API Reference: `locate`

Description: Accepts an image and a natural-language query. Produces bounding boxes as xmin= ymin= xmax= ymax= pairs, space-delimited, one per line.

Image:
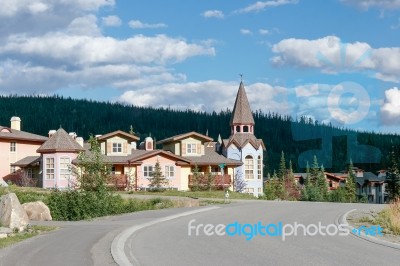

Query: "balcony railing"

xmin=109 ymin=174 xmax=128 ymax=190
xmin=188 ymin=174 xmax=231 ymax=190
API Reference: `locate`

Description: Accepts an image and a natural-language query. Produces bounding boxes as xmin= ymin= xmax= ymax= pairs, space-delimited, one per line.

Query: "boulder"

xmin=22 ymin=201 xmax=52 ymax=221
xmin=0 ymin=193 xmax=29 ymax=231
xmin=0 ymin=227 xmax=12 ymax=238
xmin=0 ymin=178 xmax=8 ymax=187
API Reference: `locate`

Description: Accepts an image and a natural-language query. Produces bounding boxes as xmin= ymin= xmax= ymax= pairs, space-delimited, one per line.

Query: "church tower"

xmin=223 ymin=81 xmax=265 ymax=197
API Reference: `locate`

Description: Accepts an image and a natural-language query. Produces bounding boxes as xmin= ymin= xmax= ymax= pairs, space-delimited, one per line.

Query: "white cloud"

xmin=66 ymin=15 xmax=101 ymax=36
xmin=271 ymin=35 xmax=400 ymax=82
xmin=0 ymin=0 xmax=115 ymax=17
xmin=240 ymin=29 xmax=253 ymax=35
xmin=381 ymin=87 xmax=400 ymax=124
xmin=295 ymin=84 xmax=319 ymax=97
xmin=259 ymin=29 xmax=270 ymax=35
xmin=128 ymin=20 xmax=167 ymax=29
xmin=235 ymin=0 xmax=298 ymax=13
xmin=118 ymin=81 xmax=293 ymax=115
xmin=202 ymin=10 xmax=224 ymax=19
xmin=341 ymin=0 xmax=400 ymax=10
xmin=102 ymin=15 xmax=121 ymax=27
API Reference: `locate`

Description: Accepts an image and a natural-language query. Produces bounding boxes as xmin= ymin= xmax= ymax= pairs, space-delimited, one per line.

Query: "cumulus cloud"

xmin=271 ymin=36 xmax=400 ymax=82
xmin=0 ymin=1 xmax=216 ymax=94
xmin=235 ymin=0 xmax=298 ymax=13
xmin=381 ymin=87 xmax=400 ymax=124
xmin=118 ymin=81 xmax=293 ymax=114
xmin=102 ymin=15 xmax=121 ymax=27
xmin=202 ymin=10 xmax=224 ymax=19
xmin=341 ymin=0 xmax=400 ymax=10
xmin=240 ymin=29 xmax=253 ymax=35
xmin=128 ymin=20 xmax=167 ymax=29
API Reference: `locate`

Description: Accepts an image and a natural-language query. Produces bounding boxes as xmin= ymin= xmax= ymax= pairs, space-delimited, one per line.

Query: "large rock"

xmin=0 ymin=193 xmax=29 ymax=230
xmin=22 ymin=201 xmax=52 ymax=221
xmin=0 ymin=178 xmax=8 ymax=187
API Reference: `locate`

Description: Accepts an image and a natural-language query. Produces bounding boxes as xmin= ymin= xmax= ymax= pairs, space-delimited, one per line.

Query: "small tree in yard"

xmin=234 ymin=169 xmax=247 ymax=193
xmin=72 ymin=136 xmax=112 ymax=192
xmin=190 ymin=164 xmax=202 ymax=191
xmin=148 ymin=160 xmax=169 ymax=191
xmin=345 ymin=160 xmax=357 ymax=203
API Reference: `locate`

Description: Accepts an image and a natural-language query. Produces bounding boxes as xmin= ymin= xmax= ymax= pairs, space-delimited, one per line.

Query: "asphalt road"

xmin=0 ymin=201 xmax=398 ymax=266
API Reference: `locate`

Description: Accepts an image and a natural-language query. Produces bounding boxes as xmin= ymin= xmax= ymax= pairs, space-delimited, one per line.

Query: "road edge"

xmin=339 ymin=209 xmax=400 ymax=251
xmin=111 ymin=206 xmax=220 ymax=266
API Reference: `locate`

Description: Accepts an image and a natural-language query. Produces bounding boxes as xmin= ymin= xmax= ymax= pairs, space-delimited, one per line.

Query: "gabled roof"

xmin=37 ymin=128 xmax=84 ymax=153
xmin=0 ymin=126 xmax=47 ymax=143
xmin=185 ymin=142 xmax=242 ymax=166
xmin=11 ymin=156 xmax=41 ymax=167
xmin=230 ymin=82 xmax=255 ymax=126
xmin=157 ymin=131 xmax=213 ymax=144
xmin=96 ymin=130 xmax=139 ymax=142
xmin=128 ymin=150 xmax=192 ymax=165
xmin=223 ymin=133 xmax=265 ymax=150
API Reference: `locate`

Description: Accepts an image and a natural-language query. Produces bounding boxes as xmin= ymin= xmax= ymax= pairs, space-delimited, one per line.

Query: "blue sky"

xmin=0 ymin=0 xmax=399 ymax=133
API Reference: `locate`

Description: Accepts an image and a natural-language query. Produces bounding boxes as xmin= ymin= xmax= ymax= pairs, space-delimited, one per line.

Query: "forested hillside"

xmin=1 ymin=95 xmax=399 ymax=174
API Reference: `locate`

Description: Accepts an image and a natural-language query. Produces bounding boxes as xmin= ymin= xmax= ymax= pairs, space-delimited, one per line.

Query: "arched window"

xmin=243 ymin=126 xmax=249 ymax=132
xmin=245 ymin=155 xmax=254 ymax=179
xmin=236 ymin=126 xmax=241 ymax=133
xmin=257 ymin=155 xmax=262 ymax=179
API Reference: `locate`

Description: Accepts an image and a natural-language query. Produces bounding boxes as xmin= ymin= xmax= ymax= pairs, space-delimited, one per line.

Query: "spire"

xmin=230 ymin=81 xmax=255 ymax=126
xmin=217 ymin=133 xmax=222 ymax=144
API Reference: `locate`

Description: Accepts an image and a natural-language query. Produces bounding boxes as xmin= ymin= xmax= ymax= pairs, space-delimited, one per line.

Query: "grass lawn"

xmin=126 ymin=190 xmax=257 ymax=200
xmin=0 ymin=225 xmax=57 ymax=249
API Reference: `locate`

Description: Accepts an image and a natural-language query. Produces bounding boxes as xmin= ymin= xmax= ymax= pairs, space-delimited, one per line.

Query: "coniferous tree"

xmin=148 ymin=160 xmax=169 ymax=191
xmin=345 ymin=160 xmax=357 ymax=202
xmin=387 ymin=147 xmax=400 ymax=200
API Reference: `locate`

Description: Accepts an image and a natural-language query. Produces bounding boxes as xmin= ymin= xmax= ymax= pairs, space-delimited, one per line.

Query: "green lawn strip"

xmin=0 ymin=225 xmax=57 ymax=249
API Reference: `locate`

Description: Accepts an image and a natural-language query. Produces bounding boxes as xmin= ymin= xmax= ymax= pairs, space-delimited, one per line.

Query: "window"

xmin=236 ymin=126 xmax=240 ymax=133
xmin=165 ymin=166 xmax=174 ymax=178
xmin=143 ymin=165 xmax=153 ymax=178
xmin=186 ymin=143 xmax=197 ymax=154
xmin=113 ymin=143 xmax=122 ymax=153
xmin=27 ymin=168 xmax=33 ymax=178
xmin=45 ymin=158 xmax=55 ymax=179
xmin=243 ymin=126 xmax=249 ymax=132
xmin=245 ymin=155 xmax=254 ymax=179
xmin=10 ymin=142 xmax=16 ymax=152
xmin=60 ymin=157 xmax=71 ymax=179
xmin=111 ymin=166 xmax=116 ymax=174
xmin=258 ymin=187 xmax=262 ymax=193
xmin=10 ymin=166 xmax=16 ymax=174
xmin=257 ymin=156 xmax=262 ymax=179
xmin=245 ymin=188 xmax=254 ymax=194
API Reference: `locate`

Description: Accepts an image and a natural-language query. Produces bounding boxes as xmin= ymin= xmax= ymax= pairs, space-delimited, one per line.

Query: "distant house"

xmin=355 ymin=168 xmax=387 ymax=204
xmin=0 ymin=116 xmax=47 ymax=181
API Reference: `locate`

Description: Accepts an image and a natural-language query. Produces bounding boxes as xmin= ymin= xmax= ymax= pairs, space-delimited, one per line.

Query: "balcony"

xmin=188 ymin=174 xmax=231 ymax=190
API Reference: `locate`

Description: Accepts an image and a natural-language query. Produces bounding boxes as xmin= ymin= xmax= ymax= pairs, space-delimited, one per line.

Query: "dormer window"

xmin=186 ymin=143 xmax=197 ymax=154
xmin=113 ymin=143 xmax=122 ymax=153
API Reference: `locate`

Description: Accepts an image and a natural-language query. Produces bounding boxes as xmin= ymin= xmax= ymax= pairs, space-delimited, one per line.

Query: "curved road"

xmin=0 ymin=201 xmax=398 ymax=266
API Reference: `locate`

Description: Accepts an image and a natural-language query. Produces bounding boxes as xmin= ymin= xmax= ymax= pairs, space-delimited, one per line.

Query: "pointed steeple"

xmin=230 ymin=81 xmax=255 ymax=134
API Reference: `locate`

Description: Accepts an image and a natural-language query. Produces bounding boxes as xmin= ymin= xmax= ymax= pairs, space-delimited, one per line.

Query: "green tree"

xmin=278 ymin=151 xmax=286 ymax=180
xmin=148 ymin=160 xmax=169 ymax=191
xmin=73 ymin=136 xmax=111 ymax=192
xmin=345 ymin=160 xmax=357 ymax=202
xmin=387 ymin=147 xmax=400 ymax=200
xmin=190 ymin=164 xmax=202 ymax=191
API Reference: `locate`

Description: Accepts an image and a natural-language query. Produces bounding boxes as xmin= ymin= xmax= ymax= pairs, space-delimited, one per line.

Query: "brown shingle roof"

xmin=97 ymin=130 xmax=139 ymax=141
xmin=37 ymin=128 xmax=84 ymax=153
xmin=230 ymin=82 xmax=255 ymax=126
xmin=157 ymin=131 xmax=213 ymax=144
xmin=11 ymin=156 xmax=41 ymax=167
xmin=185 ymin=142 xmax=242 ymax=166
xmin=0 ymin=126 xmax=47 ymax=143
xmin=223 ymin=134 xmax=265 ymax=150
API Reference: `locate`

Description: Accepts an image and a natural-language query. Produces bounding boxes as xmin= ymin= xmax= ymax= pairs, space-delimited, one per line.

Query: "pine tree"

xmin=190 ymin=164 xmax=201 ymax=191
xmin=345 ymin=160 xmax=357 ymax=202
xmin=148 ymin=160 xmax=169 ymax=191
xmin=316 ymin=164 xmax=328 ymax=201
xmin=387 ymin=147 xmax=400 ymax=200
xmin=278 ymin=151 xmax=286 ymax=180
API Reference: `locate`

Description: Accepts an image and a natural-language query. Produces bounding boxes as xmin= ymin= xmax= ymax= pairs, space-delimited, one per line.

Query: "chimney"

xmin=48 ymin=130 xmax=56 ymax=138
xmin=76 ymin=137 xmax=84 ymax=147
xmin=69 ymin=132 xmax=77 ymax=140
xmin=145 ymin=137 xmax=153 ymax=151
xmin=10 ymin=116 xmax=21 ymax=131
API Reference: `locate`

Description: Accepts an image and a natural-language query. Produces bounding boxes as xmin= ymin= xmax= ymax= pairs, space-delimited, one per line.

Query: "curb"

xmin=111 ymin=206 xmax=220 ymax=266
xmin=339 ymin=209 xmax=400 ymax=251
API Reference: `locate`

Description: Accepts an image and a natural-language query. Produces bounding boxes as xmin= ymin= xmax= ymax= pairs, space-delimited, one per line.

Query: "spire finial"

xmin=239 ymin=74 xmax=243 ymax=82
